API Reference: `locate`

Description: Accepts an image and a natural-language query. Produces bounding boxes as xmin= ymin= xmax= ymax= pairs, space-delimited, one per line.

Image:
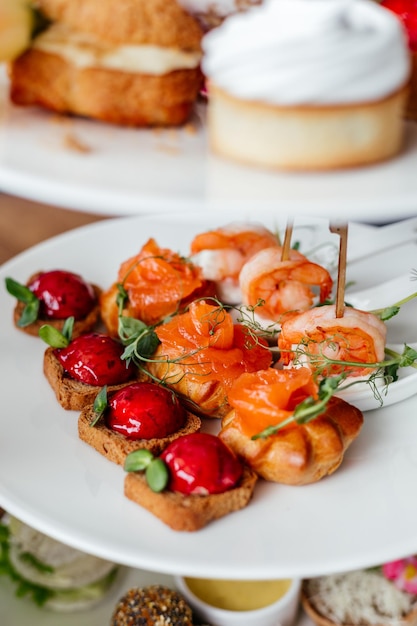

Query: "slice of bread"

xmin=78 ymin=407 xmax=201 ymax=466
xmin=43 ymin=347 xmax=138 ymax=411
xmin=124 ymin=465 xmax=258 ymax=531
xmin=13 ymin=273 xmax=102 ymax=338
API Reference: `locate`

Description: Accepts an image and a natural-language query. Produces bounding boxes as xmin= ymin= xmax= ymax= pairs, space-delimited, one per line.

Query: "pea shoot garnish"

xmin=124 ymin=449 xmax=169 ymax=493
xmin=38 ymin=317 xmax=74 ymax=347
xmin=90 ymin=386 xmax=109 ymax=426
xmin=5 ymin=277 xmax=40 ymax=326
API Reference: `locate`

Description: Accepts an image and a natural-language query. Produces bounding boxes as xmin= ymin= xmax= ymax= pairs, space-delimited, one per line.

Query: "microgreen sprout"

xmin=230 ymin=300 xmax=281 ymax=343
xmin=118 ymin=315 xmax=161 ymax=366
xmin=370 ymin=291 xmax=417 ymax=322
xmin=89 ymin=386 xmax=109 ymax=426
xmin=5 ymin=277 xmax=40 ymax=326
xmin=124 ymin=449 xmax=169 ymax=493
xmin=38 ymin=317 xmax=74 ymax=347
xmin=252 ymin=375 xmax=344 ymax=440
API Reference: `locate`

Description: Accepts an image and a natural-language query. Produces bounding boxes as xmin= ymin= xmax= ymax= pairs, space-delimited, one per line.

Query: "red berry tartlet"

xmin=78 ymin=382 xmax=201 ymax=466
xmin=123 ymin=432 xmax=258 ymax=531
xmin=43 ymin=332 xmax=137 ymax=410
xmin=7 ymin=270 xmax=101 ymax=337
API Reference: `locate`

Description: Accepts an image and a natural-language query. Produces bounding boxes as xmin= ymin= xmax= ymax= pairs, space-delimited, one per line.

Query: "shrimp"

xmin=190 ymin=222 xmax=280 ymax=303
xmin=239 ymin=247 xmax=333 ymax=321
xmin=278 ymin=304 xmax=387 ymax=378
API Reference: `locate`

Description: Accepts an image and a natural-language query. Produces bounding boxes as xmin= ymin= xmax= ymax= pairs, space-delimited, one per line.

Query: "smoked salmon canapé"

xmin=219 ymin=367 xmax=364 ymax=485
xmin=100 ymin=238 xmax=215 ymax=336
xmin=145 ymin=299 xmax=273 ymax=418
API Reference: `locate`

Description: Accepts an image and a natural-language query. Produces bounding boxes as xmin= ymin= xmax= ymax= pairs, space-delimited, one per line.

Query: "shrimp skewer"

xmin=190 ymin=222 xmax=280 ymax=303
xmin=278 ymin=304 xmax=387 ymax=378
xmin=239 ymin=247 xmax=333 ymax=322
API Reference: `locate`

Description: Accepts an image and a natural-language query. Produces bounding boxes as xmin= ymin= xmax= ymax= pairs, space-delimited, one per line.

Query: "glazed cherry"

xmin=106 ymin=382 xmax=186 ymax=440
xmin=55 ymin=333 xmax=134 ymax=386
xmin=381 ymin=0 xmax=417 ymax=51
xmin=161 ymin=432 xmax=243 ymax=495
xmin=28 ymin=270 xmax=96 ymax=319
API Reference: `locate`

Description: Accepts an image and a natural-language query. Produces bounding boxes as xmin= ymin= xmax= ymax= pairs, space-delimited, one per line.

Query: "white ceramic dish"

xmin=175 ymin=576 xmax=301 ymax=626
xmin=1 ymin=214 xmax=417 ymax=581
xmin=2 ymin=65 xmax=417 ymax=221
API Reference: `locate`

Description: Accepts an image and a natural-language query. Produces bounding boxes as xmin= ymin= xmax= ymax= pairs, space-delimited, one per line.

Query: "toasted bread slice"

xmin=78 ymin=407 xmax=201 ymax=465
xmin=124 ymin=465 xmax=257 ymax=531
xmin=13 ymin=274 xmax=101 ymax=338
xmin=43 ymin=347 xmax=138 ymax=411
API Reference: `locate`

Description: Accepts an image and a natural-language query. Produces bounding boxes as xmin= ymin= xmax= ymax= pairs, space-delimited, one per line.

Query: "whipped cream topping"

xmin=33 ymin=23 xmax=201 ymax=75
xmin=202 ymin=0 xmax=410 ymax=105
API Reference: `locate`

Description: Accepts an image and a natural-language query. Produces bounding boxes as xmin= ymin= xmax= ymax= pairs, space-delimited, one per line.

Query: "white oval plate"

xmin=1 ymin=213 xmax=417 ymax=581
xmin=2 ymin=66 xmax=417 ymax=222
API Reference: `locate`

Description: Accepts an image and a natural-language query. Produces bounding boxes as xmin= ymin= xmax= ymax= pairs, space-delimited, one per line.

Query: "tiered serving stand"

xmin=1 ymin=66 xmax=417 ymax=626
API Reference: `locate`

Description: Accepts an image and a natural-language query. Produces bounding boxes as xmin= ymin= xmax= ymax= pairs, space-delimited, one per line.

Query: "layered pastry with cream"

xmin=9 ymin=0 xmax=204 ymax=126
xmin=202 ymin=0 xmax=411 ymax=170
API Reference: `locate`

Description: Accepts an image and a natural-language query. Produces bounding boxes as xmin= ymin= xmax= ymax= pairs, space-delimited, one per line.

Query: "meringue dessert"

xmin=202 ymin=0 xmax=411 ymax=171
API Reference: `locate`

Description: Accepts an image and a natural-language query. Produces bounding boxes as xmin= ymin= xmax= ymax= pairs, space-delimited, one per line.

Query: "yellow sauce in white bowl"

xmin=184 ymin=577 xmax=292 ymax=611
xmin=175 ymin=575 xmax=301 ymax=626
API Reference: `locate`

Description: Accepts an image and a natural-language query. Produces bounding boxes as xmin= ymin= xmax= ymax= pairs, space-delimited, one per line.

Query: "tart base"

xmin=207 ymin=84 xmax=408 ymax=171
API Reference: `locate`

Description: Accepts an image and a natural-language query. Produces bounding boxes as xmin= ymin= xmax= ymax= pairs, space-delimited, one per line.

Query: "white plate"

xmin=1 ymin=213 xmax=417 ymax=581
xmin=0 ymin=566 xmax=313 ymax=626
xmin=2 ymin=65 xmax=417 ymax=221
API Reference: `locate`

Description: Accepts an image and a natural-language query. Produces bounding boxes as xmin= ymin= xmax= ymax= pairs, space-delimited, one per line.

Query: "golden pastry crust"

xmin=36 ymin=0 xmax=204 ymax=49
xmin=219 ymin=396 xmax=364 ymax=485
xmin=10 ymin=48 xmax=203 ymax=126
xmin=146 ymin=353 xmax=230 ymax=419
xmin=207 ymin=82 xmax=408 ymax=170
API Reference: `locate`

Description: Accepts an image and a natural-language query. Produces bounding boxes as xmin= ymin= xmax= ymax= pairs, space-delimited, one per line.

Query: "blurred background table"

xmin=0 ymin=193 xmax=110 ymax=265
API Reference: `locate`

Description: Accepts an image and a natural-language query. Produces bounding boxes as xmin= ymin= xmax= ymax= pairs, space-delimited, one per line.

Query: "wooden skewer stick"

xmin=329 ymin=222 xmax=348 ymax=318
xmin=281 ymin=219 xmax=294 ymax=261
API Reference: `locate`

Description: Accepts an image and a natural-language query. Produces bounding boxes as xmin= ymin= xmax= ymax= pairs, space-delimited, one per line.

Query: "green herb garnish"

xmin=124 ymin=449 xmax=169 ymax=493
xmin=5 ymin=277 xmax=40 ymax=327
xmin=38 ymin=316 xmax=74 ymax=347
